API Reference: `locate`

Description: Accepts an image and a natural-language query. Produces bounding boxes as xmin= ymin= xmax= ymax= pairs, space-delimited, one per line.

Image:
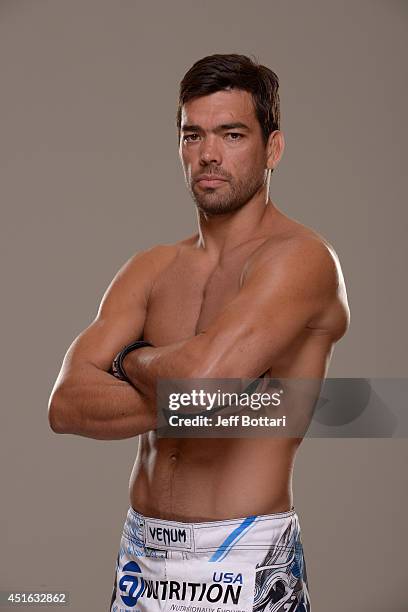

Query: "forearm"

xmin=122 ymin=339 xmax=200 ymax=396
xmin=48 ymin=364 xmax=156 ymax=440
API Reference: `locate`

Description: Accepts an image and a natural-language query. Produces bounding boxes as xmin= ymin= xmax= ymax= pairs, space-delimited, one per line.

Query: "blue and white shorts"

xmin=110 ymin=506 xmax=311 ymax=611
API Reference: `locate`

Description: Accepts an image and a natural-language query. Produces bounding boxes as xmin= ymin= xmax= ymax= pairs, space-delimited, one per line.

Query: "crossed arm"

xmin=123 ymin=238 xmax=338 ymax=399
xmin=48 ymin=238 xmax=338 ymax=440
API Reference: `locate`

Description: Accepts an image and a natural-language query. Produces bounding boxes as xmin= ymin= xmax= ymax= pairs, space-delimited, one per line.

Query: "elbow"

xmin=48 ymin=388 xmax=73 ymax=434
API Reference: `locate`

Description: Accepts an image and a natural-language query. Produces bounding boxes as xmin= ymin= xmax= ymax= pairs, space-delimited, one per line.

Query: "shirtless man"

xmin=48 ymin=54 xmax=349 ymax=612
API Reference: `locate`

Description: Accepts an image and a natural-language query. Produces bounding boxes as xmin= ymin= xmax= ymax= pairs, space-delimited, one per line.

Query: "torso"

xmin=128 ymin=208 xmax=349 ymax=521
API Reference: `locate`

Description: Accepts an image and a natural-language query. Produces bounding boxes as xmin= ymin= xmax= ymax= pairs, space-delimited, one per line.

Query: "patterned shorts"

xmin=110 ymin=506 xmax=311 ymax=611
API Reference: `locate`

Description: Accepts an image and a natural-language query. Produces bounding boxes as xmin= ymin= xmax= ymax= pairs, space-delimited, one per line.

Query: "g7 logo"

xmin=118 ymin=561 xmax=145 ymax=607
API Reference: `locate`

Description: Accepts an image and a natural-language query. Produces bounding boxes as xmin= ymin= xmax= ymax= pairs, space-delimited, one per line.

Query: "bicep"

xmin=191 ymin=240 xmax=338 ymax=378
xmin=56 ymin=249 xmax=156 ymax=382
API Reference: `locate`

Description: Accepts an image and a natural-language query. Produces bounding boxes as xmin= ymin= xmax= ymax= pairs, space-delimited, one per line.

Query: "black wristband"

xmin=110 ymin=340 xmax=154 ymax=383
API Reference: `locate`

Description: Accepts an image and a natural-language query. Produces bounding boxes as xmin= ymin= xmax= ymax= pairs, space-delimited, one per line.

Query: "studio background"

xmin=1 ymin=1 xmax=407 ymax=610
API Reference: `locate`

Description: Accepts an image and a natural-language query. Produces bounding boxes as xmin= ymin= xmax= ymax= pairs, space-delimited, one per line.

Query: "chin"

xmin=196 ymin=200 xmax=244 ymax=216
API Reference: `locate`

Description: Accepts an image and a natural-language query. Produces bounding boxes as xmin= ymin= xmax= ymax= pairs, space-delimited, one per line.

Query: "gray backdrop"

xmin=1 ymin=1 xmax=407 ymax=610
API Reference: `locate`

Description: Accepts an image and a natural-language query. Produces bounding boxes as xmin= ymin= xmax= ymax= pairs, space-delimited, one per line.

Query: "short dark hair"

xmin=177 ymin=53 xmax=280 ymax=145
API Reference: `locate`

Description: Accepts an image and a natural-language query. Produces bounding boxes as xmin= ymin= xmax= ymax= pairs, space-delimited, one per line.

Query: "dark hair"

xmin=177 ymin=53 xmax=280 ymax=145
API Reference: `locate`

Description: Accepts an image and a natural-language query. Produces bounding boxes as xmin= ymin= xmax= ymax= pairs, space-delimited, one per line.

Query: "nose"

xmin=199 ymin=135 xmax=222 ymax=166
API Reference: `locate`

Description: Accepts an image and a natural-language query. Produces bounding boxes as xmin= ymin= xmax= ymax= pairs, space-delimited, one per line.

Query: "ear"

xmin=266 ymin=130 xmax=285 ymax=170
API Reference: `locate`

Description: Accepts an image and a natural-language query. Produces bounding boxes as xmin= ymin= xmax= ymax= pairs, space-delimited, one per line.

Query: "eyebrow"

xmin=181 ymin=122 xmax=250 ymax=132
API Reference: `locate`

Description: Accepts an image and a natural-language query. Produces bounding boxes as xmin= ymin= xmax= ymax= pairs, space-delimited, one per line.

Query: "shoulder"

xmin=128 ymin=233 xmax=200 ymax=264
xmin=123 ymin=242 xmax=181 ymax=275
xmin=245 ymin=224 xmax=341 ymax=299
xmin=118 ymin=236 xmax=204 ymax=288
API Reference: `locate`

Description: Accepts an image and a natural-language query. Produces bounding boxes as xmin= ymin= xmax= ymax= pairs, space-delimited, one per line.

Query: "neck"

xmin=195 ymin=186 xmax=277 ymax=258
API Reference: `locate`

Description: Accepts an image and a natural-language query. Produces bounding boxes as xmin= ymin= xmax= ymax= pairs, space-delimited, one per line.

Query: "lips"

xmin=195 ymin=174 xmax=228 ymax=188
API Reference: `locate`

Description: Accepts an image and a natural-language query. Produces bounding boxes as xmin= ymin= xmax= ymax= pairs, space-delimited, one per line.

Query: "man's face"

xmin=179 ymin=89 xmax=270 ymax=216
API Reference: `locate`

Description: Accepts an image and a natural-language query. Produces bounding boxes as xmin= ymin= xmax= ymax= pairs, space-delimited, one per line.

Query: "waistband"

xmin=123 ymin=506 xmax=299 ymax=554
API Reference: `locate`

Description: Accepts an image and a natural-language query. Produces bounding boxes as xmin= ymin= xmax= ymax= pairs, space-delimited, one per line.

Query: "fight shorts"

xmin=110 ymin=506 xmax=311 ymax=612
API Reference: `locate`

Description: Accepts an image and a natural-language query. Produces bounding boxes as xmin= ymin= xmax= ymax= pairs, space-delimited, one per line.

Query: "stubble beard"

xmin=188 ymin=171 xmax=267 ymax=216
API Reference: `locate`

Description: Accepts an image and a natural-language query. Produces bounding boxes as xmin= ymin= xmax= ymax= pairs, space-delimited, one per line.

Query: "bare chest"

xmin=143 ymin=250 xmax=251 ymax=345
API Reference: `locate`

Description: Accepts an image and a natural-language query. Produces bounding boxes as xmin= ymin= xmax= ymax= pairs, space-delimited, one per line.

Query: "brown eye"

xmin=183 ymin=134 xmax=200 ymax=142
